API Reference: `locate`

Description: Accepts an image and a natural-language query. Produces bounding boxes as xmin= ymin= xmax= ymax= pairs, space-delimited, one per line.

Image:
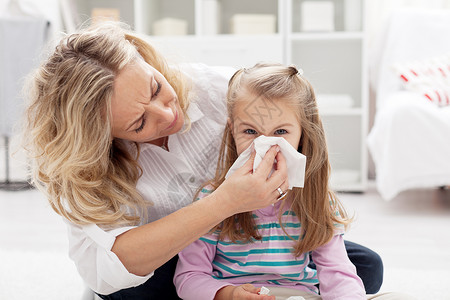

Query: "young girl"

xmin=173 ymin=63 xmax=413 ymax=300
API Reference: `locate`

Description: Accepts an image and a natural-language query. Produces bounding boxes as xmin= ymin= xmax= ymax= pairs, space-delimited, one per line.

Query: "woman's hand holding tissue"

xmin=214 ymin=145 xmax=289 ymax=216
xmin=214 ymin=284 xmax=276 ymax=300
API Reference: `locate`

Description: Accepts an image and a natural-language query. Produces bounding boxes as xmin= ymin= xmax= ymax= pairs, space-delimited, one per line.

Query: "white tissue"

xmin=257 ymin=286 xmax=305 ymax=299
xmin=259 ymin=286 xmax=270 ymax=295
xmin=225 ymin=136 xmax=306 ymax=189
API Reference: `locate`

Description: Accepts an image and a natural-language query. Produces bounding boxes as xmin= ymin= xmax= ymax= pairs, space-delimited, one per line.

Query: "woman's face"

xmin=230 ymin=92 xmax=302 ymax=155
xmin=110 ymin=57 xmax=184 ymax=144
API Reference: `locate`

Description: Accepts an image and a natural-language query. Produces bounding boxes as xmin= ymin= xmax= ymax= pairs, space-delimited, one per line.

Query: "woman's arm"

xmin=312 ymin=234 xmax=366 ymax=300
xmin=112 ymin=147 xmax=288 ymax=276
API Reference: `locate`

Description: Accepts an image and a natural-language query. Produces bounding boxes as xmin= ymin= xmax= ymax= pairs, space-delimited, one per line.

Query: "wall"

xmin=0 ymin=0 xmax=63 ymax=40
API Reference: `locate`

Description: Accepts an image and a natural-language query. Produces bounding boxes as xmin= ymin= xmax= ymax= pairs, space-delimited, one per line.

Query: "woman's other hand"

xmin=215 ymin=145 xmax=289 ymax=215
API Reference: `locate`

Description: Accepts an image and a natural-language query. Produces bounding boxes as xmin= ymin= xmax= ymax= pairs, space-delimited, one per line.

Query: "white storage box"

xmin=230 ymin=14 xmax=276 ymax=35
xmin=300 ymin=1 xmax=335 ymax=32
xmin=153 ymin=18 xmax=188 ymax=36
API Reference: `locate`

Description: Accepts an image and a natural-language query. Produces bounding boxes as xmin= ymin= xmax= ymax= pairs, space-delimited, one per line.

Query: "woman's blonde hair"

xmin=22 ymin=22 xmax=190 ymax=227
xmin=209 ymin=62 xmax=350 ymax=256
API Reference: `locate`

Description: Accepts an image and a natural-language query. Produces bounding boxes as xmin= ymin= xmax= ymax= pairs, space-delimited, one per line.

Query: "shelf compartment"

xmin=75 ymin=0 xmax=135 ymax=29
xmin=330 ymin=168 xmax=363 ymax=192
xmin=291 ymin=0 xmax=363 ymax=33
xmin=135 ymin=0 xmax=195 ymax=35
xmin=218 ymin=0 xmax=279 ymax=34
xmin=322 ymin=111 xmax=366 ymax=192
xmin=321 ymin=114 xmax=363 ymax=175
xmin=290 ymin=39 xmax=363 ymax=107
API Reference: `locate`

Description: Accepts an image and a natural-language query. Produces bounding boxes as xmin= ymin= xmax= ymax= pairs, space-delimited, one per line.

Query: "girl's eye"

xmin=135 ymin=116 xmax=146 ymax=133
xmin=275 ymin=129 xmax=287 ymax=135
xmin=244 ymin=129 xmax=257 ymax=135
xmin=153 ymin=81 xmax=161 ymax=97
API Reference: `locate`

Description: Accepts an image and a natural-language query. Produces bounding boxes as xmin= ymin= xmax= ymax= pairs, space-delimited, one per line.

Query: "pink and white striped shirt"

xmin=174 ymin=187 xmax=365 ymax=300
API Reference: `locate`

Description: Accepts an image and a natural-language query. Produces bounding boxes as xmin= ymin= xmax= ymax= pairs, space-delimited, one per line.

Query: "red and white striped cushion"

xmin=392 ymin=54 xmax=450 ymax=107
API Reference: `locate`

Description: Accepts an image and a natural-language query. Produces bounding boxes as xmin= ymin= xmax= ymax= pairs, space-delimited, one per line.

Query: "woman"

xmin=22 ymin=22 xmax=382 ymax=299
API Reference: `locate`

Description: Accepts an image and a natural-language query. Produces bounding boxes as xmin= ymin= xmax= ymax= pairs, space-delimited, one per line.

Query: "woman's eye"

xmin=244 ymin=129 xmax=257 ymax=135
xmin=153 ymin=81 xmax=161 ymax=97
xmin=275 ymin=129 xmax=287 ymax=135
xmin=135 ymin=116 xmax=146 ymax=133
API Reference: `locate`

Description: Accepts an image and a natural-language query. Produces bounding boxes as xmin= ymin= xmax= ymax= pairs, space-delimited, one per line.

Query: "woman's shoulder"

xmin=180 ymin=63 xmax=235 ymax=110
xmin=179 ymin=63 xmax=236 ymax=82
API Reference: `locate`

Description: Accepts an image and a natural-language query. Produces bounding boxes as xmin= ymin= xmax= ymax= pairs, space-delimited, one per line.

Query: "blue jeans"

xmin=98 ymin=240 xmax=383 ymax=300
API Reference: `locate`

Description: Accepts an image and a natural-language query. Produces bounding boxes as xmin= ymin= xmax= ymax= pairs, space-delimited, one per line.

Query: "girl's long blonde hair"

xmin=210 ymin=62 xmax=351 ymax=256
xmin=22 ymin=22 xmax=190 ymax=227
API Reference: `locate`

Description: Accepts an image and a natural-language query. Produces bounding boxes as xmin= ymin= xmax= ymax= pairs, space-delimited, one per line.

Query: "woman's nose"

xmin=150 ymin=101 xmax=174 ymax=122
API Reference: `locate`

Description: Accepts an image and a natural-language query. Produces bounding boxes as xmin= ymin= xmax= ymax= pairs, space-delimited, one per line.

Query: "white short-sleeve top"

xmin=65 ymin=63 xmax=230 ymax=294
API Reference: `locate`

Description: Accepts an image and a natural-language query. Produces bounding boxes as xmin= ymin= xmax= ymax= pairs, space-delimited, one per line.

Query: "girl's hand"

xmin=215 ymin=284 xmax=276 ymax=300
xmin=215 ymin=145 xmax=289 ymax=215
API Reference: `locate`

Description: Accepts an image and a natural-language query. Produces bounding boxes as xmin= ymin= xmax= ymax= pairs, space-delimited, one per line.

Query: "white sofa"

xmin=367 ymin=9 xmax=450 ymax=201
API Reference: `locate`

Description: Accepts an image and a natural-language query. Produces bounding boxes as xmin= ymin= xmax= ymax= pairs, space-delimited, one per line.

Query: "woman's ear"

xmin=227 ymin=118 xmax=233 ymax=136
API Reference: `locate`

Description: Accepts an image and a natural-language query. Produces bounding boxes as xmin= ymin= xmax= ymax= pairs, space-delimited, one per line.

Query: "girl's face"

xmin=230 ymin=92 xmax=302 ymax=155
xmin=110 ymin=58 xmax=184 ymax=145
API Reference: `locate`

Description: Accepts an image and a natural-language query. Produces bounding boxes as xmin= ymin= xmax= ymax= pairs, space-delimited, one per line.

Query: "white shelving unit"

xmin=286 ymin=0 xmax=368 ymax=192
xmin=72 ymin=0 xmax=367 ymax=192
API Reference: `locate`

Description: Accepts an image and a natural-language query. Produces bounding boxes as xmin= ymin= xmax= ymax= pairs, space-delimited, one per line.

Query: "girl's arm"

xmin=311 ymin=234 xmax=366 ymax=300
xmin=174 ymin=236 xmax=230 ymax=300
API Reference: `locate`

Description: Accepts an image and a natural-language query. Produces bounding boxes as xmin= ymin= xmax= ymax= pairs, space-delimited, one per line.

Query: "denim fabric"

xmin=97 ymin=255 xmax=181 ymax=300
